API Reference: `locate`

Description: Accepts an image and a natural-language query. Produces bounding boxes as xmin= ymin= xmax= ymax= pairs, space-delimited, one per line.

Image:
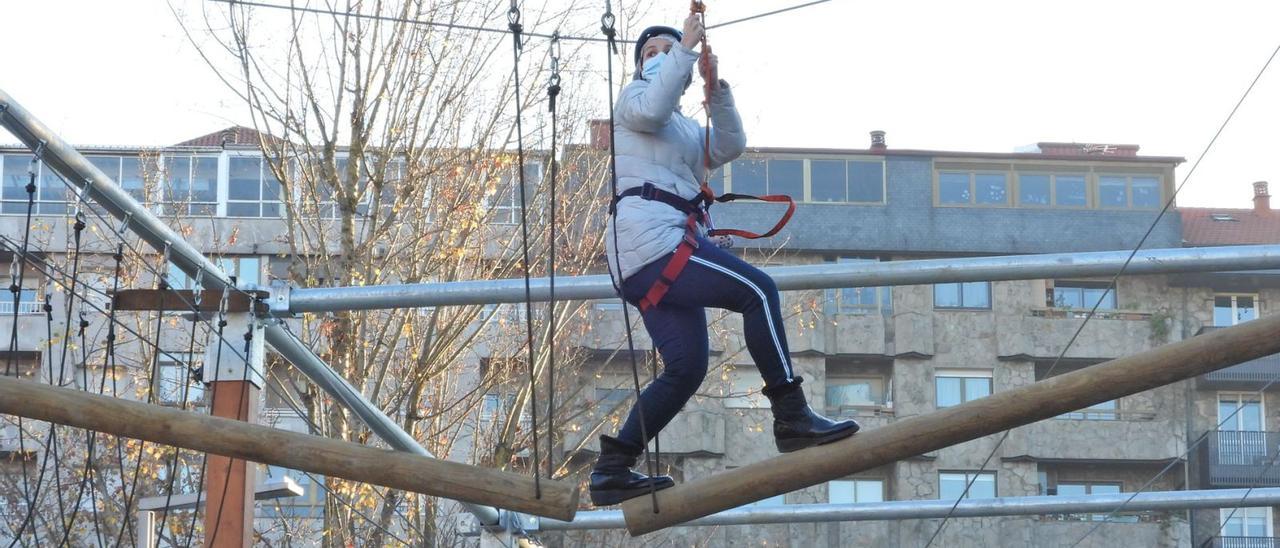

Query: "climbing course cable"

xmin=508 ymin=0 xmax=544 ymax=499
xmin=601 ymin=0 xmax=663 ymax=513
xmin=545 ymin=30 xmax=563 ymax=482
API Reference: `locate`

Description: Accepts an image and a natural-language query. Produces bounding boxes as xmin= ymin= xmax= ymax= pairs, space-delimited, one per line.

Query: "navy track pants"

xmin=615 ymin=237 xmax=795 ymax=448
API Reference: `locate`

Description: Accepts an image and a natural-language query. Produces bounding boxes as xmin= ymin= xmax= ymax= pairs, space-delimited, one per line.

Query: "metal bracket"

xmin=268 ymin=280 xmax=293 ymax=317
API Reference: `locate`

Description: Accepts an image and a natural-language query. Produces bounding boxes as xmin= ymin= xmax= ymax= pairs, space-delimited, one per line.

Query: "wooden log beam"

xmin=621 ymin=312 xmax=1280 ymax=535
xmin=111 ymin=289 xmax=267 ymax=313
xmin=0 ymin=376 xmax=579 ymax=521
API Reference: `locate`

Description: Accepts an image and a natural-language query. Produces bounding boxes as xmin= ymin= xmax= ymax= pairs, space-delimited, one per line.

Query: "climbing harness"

xmin=610 ymin=0 xmax=796 ymax=313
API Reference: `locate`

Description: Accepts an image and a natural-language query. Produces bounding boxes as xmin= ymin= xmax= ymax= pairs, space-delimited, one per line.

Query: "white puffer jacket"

xmin=606 ymin=42 xmax=747 ymax=283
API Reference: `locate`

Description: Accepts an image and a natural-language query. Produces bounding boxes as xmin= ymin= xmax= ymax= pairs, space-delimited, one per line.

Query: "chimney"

xmin=1254 ymin=181 xmax=1271 ymax=212
xmin=590 ymin=119 xmax=611 ymax=150
xmin=870 ymin=130 xmax=886 ymax=152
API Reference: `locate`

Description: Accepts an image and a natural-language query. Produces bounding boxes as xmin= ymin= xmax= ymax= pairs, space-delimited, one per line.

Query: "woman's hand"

xmin=680 ymin=13 xmax=704 ymax=50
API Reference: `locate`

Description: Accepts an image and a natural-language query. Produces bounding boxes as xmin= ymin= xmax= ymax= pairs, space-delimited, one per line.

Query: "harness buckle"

xmin=640 ymin=182 xmax=658 ymax=201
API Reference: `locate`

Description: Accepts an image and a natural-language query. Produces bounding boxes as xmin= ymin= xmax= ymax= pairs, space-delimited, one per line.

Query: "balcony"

xmin=1196 ymin=327 xmax=1280 ymax=390
xmin=1007 ymin=411 xmax=1182 ymax=462
xmin=1197 ymin=430 xmax=1280 ymax=488
xmin=1204 ymin=537 xmax=1280 ymax=548
xmin=997 ymin=308 xmax=1159 ymax=360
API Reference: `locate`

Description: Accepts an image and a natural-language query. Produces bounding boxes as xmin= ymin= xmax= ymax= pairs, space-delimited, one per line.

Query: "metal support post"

xmin=535 ymin=487 xmax=1280 ymax=530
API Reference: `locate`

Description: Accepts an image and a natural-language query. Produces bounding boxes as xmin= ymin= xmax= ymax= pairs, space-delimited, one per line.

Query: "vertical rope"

xmin=601 ymin=0 xmax=661 ymax=513
xmin=508 ymin=0 xmax=542 ymax=498
xmin=545 ymin=31 xmax=563 ymax=482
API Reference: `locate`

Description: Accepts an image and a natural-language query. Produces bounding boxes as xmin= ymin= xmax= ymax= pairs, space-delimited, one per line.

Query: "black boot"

xmin=589 ymin=435 xmax=675 ymax=506
xmin=762 ymin=376 xmax=861 ymax=453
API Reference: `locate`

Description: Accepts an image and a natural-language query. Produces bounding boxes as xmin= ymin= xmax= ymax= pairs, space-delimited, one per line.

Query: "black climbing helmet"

xmin=633 ymin=25 xmax=683 ymax=67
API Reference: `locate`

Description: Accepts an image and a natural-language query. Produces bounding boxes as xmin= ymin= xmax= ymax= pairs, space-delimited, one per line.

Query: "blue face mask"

xmin=641 ymin=51 xmax=668 ymax=81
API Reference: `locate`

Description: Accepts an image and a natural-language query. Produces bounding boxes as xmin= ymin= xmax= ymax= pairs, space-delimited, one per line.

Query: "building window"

xmin=1015 ymin=172 xmax=1092 ymax=207
xmin=2 ymin=155 xmax=69 ymax=215
xmin=934 ymin=282 xmax=991 ymax=309
xmin=824 ymin=257 xmax=891 ymax=315
xmin=727 ymin=157 xmax=884 ymax=204
xmin=939 ymin=471 xmax=995 ymax=500
xmin=1058 ymin=399 xmax=1118 ymax=420
xmin=156 ymin=353 xmax=204 ymax=406
xmin=1097 ymin=175 xmax=1162 ymax=209
xmin=227 ymin=156 xmax=284 ymax=218
xmin=1050 ymin=281 xmax=1116 ymax=310
xmin=0 ymin=288 xmax=43 ymax=316
xmin=1221 ymin=507 xmax=1273 ymax=539
xmin=829 ymin=479 xmax=884 ymax=503
xmin=729 ymin=159 xmax=767 ymax=196
xmin=767 ymin=159 xmax=804 ymax=198
xmin=810 ymin=159 xmax=884 ymax=203
xmin=167 ymin=256 xmax=262 ymax=289
xmin=1056 ymin=482 xmax=1128 ymax=521
xmin=826 ymin=376 xmax=888 ymax=410
xmin=1215 ymin=294 xmax=1259 ymax=326
xmin=938 ymin=171 xmax=1008 ymax=205
xmin=490 ymin=163 xmax=542 ymax=225
xmin=725 ymin=371 xmax=768 ymax=409
xmin=86 ymin=155 xmax=151 ymax=205
xmin=162 ymin=156 xmax=219 ymax=216
xmin=935 ymin=370 xmax=992 ymax=408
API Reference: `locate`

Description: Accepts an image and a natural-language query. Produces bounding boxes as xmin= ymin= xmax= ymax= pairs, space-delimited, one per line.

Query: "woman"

xmin=590 ymin=15 xmax=861 ymax=507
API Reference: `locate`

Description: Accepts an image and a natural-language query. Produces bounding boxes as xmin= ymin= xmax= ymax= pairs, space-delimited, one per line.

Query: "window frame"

xmin=225 ymin=152 xmax=286 ymax=219
xmin=1214 ymin=293 xmax=1261 ymax=327
xmin=1095 ymin=173 xmax=1164 ymax=210
xmin=1049 ymin=280 xmax=1117 ymax=310
xmin=938 ymin=470 xmax=996 ymax=500
xmin=934 ymin=369 xmax=993 ymax=408
xmin=829 ymin=478 xmax=885 ymax=504
xmin=825 ymin=375 xmax=890 ymax=411
xmin=723 ymin=155 xmax=887 ymax=205
xmin=933 ymin=281 xmax=992 ymax=310
xmin=935 ymin=169 xmax=1011 ymax=207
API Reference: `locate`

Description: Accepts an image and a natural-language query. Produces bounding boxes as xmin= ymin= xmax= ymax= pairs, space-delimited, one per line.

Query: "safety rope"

xmin=602 ymin=0 xmax=661 ymax=513
xmin=8 ymin=151 xmax=43 ymax=542
xmin=508 ymin=0 xmax=543 ymax=498
xmin=545 ymin=31 xmax=562 ymax=482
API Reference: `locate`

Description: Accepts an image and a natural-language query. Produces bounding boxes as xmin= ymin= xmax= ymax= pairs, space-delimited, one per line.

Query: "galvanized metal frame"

xmin=535 ymin=488 xmax=1280 ymax=530
xmin=0 ymin=88 xmax=502 ymax=526
xmin=282 ymin=245 xmax=1280 ymax=312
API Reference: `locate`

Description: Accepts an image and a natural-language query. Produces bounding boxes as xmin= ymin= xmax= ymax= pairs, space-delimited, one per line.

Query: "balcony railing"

xmin=1198 ymin=430 xmax=1280 ymax=488
xmin=1204 ymin=537 xmax=1280 ymax=548
xmin=0 ymin=301 xmax=43 ymax=315
xmin=1197 ymin=326 xmax=1280 ymax=389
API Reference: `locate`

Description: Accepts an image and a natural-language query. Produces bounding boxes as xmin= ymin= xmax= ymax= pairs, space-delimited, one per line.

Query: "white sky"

xmin=2 ymin=0 xmax=1277 ymax=208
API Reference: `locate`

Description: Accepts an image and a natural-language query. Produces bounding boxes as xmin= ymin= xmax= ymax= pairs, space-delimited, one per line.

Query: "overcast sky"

xmin=2 ymin=0 xmax=1277 ymax=208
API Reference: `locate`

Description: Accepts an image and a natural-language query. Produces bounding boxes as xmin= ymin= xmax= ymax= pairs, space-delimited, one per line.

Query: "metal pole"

xmin=538 ymin=487 xmax=1280 ymax=530
xmin=284 ymin=244 xmax=1280 ymax=313
xmin=0 ymin=88 xmax=501 ymax=526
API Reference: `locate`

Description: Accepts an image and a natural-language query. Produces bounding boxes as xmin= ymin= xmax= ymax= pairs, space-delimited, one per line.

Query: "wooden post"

xmin=621 ymin=312 xmax=1280 ymax=535
xmin=201 ymin=312 xmax=264 ymax=548
xmin=0 ymin=377 xmax=580 ymax=521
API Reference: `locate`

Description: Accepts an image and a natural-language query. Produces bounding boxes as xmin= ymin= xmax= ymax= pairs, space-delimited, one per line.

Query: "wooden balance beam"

xmin=621 ymin=312 xmax=1280 ymax=535
xmin=0 ymin=376 xmax=578 ymax=521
